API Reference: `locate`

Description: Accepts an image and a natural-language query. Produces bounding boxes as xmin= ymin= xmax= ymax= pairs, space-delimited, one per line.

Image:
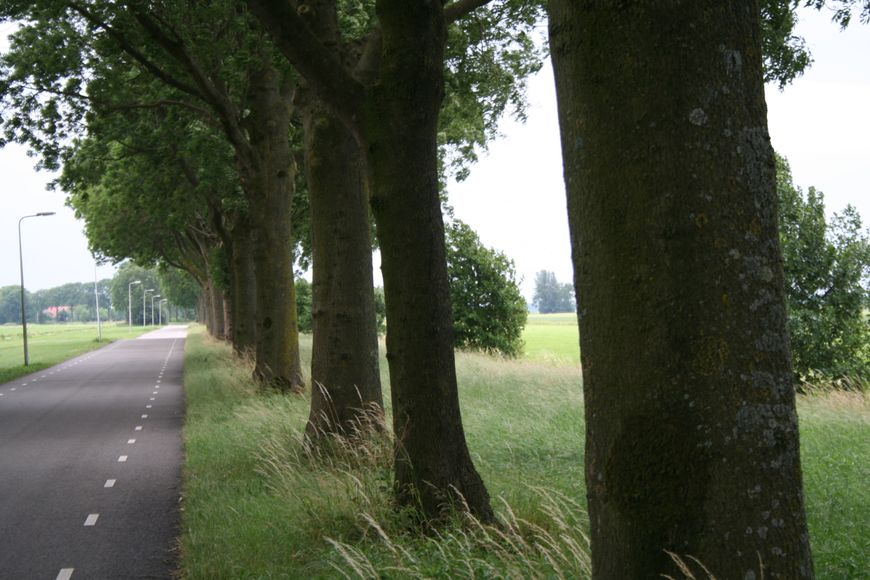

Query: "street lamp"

xmin=18 ymin=212 xmax=56 ymax=366
xmin=128 ymin=280 xmax=141 ymax=329
xmin=94 ymin=266 xmax=102 ymax=342
xmin=151 ymin=294 xmax=161 ymax=326
xmin=143 ymin=288 xmax=154 ymax=326
xmin=159 ymin=298 xmax=168 ymax=325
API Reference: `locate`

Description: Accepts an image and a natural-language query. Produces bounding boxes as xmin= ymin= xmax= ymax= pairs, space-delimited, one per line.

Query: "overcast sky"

xmin=1 ymin=8 xmax=868 ymax=300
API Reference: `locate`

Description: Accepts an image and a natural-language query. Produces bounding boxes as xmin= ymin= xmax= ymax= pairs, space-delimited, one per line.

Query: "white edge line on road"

xmin=105 ymin=479 xmax=116 ymax=488
xmin=56 ymin=568 xmax=74 ymax=580
xmin=84 ymin=514 xmax=99 ymax=526
xmin=118 ymin=455 xmax=128 ymax=462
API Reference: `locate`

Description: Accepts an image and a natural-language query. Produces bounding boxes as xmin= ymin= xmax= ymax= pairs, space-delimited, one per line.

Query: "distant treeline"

xmin=0 ymin=263 xmax=198 ymax=325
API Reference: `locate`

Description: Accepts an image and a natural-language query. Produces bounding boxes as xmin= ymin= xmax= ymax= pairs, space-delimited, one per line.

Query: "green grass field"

xmin=181 ymin=326 xmax=869 ymax=579
xmin=0 ymin=323 xmax=151 ymax=384
xmin=522 ymin=312 xmax=580 ymax=363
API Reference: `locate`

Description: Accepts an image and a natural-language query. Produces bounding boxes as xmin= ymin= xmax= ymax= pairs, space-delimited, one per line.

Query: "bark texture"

xmin=240 ymin=62 xmax=304 ymax=391
xmin=303 ymin=97 xmax=384 ymax=439
xmin=365 ymin=0 xmax=492 ymax=522
xmin=229 ymin=221 xmax=258 ymax=355
xmin=221 ymin=292 xmax=232 ymax=341
xmin=549 ymin=1 xmax=814 ymax=578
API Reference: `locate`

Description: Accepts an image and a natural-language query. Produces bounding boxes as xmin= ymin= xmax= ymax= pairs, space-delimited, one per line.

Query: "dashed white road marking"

xmin=118 ymin=455 xmax=128 ymax=462
xmin=135 ymin=426 xmax=143 ymax=431
xmin=84 ymin=514 xmax=99 ymax=526
xmin=56 ymin=568 xmax=74 ymax=580
xmin=127 ymin=439 xmax=136 ymax=444
xmin=146 ymin=405 xmax=152 ymax=409
xmin=104 ymin=479 xmax=116 ymax=488
xmin=149 ymin=397 xmax=155 ymax=401
xmin=141 ymin=414 xmax=148 ymax=419
xmin=10 ymin=388 xmax=16 ymax=391
xmin=152 ymin=391 xmax=158 ymax=395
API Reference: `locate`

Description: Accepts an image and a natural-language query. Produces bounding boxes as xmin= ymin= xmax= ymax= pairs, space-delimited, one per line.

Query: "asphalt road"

xmin=0 ymin=326 xmax=187 ymax=579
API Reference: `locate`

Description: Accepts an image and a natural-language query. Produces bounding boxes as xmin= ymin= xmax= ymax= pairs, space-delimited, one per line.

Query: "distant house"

xmin=43 ymin=305 xmax=72 ymax=320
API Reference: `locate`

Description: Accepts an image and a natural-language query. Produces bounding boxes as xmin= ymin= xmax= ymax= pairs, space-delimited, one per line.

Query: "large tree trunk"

xmin=363 ymin=0 xmax=492 ymax=522
xmin=222 ymin=293 xmax=232 ymax=341
xmin=202 ymin=274 xmax=223 ymax=339
xmin=229 ymin=221 xmax=258 ymax=355
xmin=302 ymin=98 xmax=384 ymax=440
xmin=549 ymin=1 xmax=814 ymax=578
xmin=241 ymin=63 xmax=304 ymax=392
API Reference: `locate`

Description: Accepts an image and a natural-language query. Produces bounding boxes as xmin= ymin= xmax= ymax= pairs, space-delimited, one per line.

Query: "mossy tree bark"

xmin=363 ymin=0 xmax=492 ymax=522
xmin=303 ymin=97 xmax=384 ymax=439
xmin=292 ymin=0 xmax=383 ymax=440
xmin=200 ymin=279 xmax=214 ymax=336
xmin=549 ymin=1 xmax=814 ymax=578
xmin=229 ymin=222 xmax=258 ymax=356
xmin=240 ymin=62 xmax=304 ymax=392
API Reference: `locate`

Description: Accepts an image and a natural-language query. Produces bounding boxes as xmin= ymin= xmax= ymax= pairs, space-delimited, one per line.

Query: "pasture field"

xmin=181 ymin=327 xmax=868 ymax=579
xmin=522 ymin=312 xmax=580 ymax=364
xmin=0 ymin=323 xmax=151 ymax=384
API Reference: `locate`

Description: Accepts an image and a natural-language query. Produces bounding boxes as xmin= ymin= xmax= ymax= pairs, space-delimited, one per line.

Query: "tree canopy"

xmin=776 ymin=154 xmax=870 ymax=379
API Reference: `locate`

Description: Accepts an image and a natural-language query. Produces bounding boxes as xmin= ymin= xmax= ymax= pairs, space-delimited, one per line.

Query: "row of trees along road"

xmin=2 ymin=0 xmax=865 ymax=576
xmin=0 ymin=0 xmax=543 ymax=523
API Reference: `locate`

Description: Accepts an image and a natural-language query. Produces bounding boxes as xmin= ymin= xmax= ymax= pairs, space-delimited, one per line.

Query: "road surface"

xmin=0 ymin=326 xmax=187 ymax=579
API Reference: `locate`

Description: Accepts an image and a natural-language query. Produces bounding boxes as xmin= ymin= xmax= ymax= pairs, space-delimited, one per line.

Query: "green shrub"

xmin=446 ymin=220 xmax=527 ymax=356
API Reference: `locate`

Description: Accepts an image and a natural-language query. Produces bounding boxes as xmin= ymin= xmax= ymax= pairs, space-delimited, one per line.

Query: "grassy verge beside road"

xmin=181 ymin=326 xmax=868 ymax=578
xmin=0 ymin=323 xmax=152 ymax=384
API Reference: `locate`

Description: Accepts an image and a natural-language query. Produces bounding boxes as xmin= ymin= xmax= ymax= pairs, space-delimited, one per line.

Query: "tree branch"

xmin=126 ymin=8 xmax=254 ymax=160
xmin=244 ymin=0 xmax=364 ymax=121
xmin=444 ymin=0 xmax=494 ymax=23
xmin=98 ymin=98 xmax=215 ymax=120
xmin=64 ymin=1 xmax=204 ymax=101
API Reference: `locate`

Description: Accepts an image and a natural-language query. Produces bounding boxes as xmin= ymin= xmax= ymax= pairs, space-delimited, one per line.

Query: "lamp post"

xmin=128 ymin=280 xmax=141 ymax=329
xmin=143 ymin=288 xmax=154 ymax=326
xmin=18 ymin=212 xmax=56 ymax=366
xmin=94 ymin=266 xmax=102 ymax=342
xmin=151 ymin=294 xmax=161 ymax=327
xmin=159 ymin=298 xmax=168 ymax=325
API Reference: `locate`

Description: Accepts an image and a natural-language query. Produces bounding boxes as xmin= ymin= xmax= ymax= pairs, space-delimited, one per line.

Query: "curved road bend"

xmin=0 ymin=326 xmax=187 ymax=580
